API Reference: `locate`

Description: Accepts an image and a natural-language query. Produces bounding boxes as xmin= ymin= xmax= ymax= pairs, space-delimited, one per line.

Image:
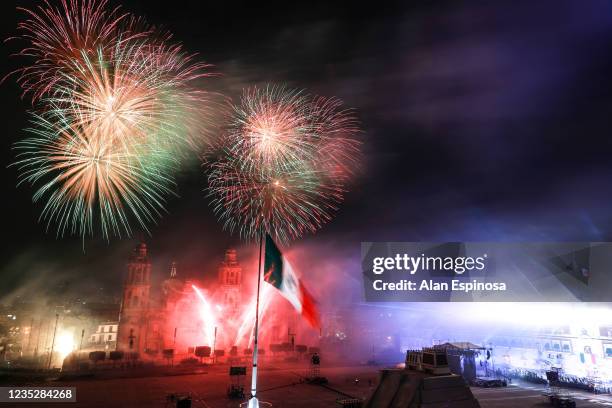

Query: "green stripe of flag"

xmin=264 ymin=234 xmax=283 ymax=289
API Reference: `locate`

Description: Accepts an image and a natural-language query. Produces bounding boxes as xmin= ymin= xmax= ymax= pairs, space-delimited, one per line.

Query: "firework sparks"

xmin=208 ymin=85 xmax=361 ymax=243
xmin=234 ymin=284 xmax=274 ymax=347
xmin=5 ymin=0 xmax=142 ymax=101
xmin=9 ymin=0 xmax=216 ymax=239
xmin=192 ymin=285 xmax=219 ymax=348
xmin=14 ymin=111 xmax=174 ymax=238
xmin=209 ymin=158 xmax=343 ymax=243
xmin=52 ymin=40 xmax=212 ymax=156
xmin=309 ymin=96 xmax=362 ymax=181
xmin=225 ymin=86 xmax=316 ymax=173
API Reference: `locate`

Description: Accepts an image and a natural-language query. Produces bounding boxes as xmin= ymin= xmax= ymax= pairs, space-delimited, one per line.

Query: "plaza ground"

xmin=1 ymin=364 xmax=612 ymax=407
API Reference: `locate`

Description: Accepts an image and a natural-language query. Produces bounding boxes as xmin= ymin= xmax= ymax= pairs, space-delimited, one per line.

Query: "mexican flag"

xmin=263 ymin=234 xmax=321 ymax=329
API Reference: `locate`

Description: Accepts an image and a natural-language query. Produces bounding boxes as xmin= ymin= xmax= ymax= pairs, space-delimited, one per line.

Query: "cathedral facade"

xmin=116 ymin=243 xmax=155 ymax=354
xmin=217 ymin=249 xmax=242 ymax=318
xmin=116 ymin=243 xmax=243 ymax=359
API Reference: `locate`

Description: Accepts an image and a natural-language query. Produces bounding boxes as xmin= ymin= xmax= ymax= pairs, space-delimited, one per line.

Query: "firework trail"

xmin=8 ymin=0 xmax=216 ymax=239
xmin=234 ymin=284 xmax=274 ymax=347
xmin=192 ymin=285 xmax=219 ymax=348
xmin=245 ymin=285 xmax=275 ymax=348
xmin=208 ymin=85 xmax=361 ymax=243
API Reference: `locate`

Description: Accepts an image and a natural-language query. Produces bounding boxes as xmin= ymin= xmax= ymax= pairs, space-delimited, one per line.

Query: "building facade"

xmin=218 ymin=249 xmax=242 ymax=318
xmin=89 ymin=322 xmax=118 ymax=350
xmin=116 ymin=243 xmax=244 ymax=359
xmin=117 ymin=243 xmax=153 ymax=355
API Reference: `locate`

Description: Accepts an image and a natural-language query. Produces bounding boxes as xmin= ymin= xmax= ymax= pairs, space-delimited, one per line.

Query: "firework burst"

xmin=14 ymin=111 xmax=174 ymax=238
xmin=308 ymin=96 xmax=362 ymax=182
xmin=224 ymin=86 xmax=316 ymax=173
xmin=5 ymin=0 xmax=144 ymax=101
xmin=208 ymin=85 xmax=361 ymax=243
xmin=8 ymin=0 xmax=216 ymax=239
xmin=209 ymin=158 xmax=344 ymax=243
xmin=52 ymin=40 xmax=212 ymax=156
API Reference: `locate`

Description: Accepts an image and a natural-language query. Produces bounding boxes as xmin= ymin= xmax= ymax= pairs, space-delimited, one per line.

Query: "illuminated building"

xmin=116 ymin=243 xmax=154 ymax=355
xmin=115 ymin=243 xmax=249 ymax=359
xmin=218 ymin=249 xmax=242 ymax=317
xmin=89 ymin=322 xmax=118 ymax=350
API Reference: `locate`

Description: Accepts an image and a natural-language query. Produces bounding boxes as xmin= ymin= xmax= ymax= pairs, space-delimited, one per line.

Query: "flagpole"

xmin=249 ymin=230 xmax=264 ymax=408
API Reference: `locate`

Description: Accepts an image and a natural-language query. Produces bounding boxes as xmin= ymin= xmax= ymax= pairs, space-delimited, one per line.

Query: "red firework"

xmin=208 ymin=85 xmax=362 ymax=243
xmin=5 ymin=0 xmax=141 ymax=100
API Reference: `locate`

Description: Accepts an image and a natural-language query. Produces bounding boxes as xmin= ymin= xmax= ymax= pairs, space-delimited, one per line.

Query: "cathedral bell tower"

xmin=218 ymin=249 xmax=242 ymax=316
xmin=117 ymin=242 xmax=152 ymax=354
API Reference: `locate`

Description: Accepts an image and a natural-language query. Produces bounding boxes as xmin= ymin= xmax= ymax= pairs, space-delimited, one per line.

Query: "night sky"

xmin=3 ymin=0 xmax=612 ymax=302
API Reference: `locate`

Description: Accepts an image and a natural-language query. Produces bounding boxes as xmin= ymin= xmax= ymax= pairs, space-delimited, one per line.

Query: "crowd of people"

xmin=493 ymin=368 xmax=611 ymax=394
xmin=551 ymin=374 xmax=611 ymax=394
xmin=495 ymin=368 xmax=548 ymax=384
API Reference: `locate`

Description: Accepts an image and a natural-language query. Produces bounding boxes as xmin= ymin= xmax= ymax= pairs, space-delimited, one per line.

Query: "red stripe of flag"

xmin=299 ymin=282 xmax=321 ymax=329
